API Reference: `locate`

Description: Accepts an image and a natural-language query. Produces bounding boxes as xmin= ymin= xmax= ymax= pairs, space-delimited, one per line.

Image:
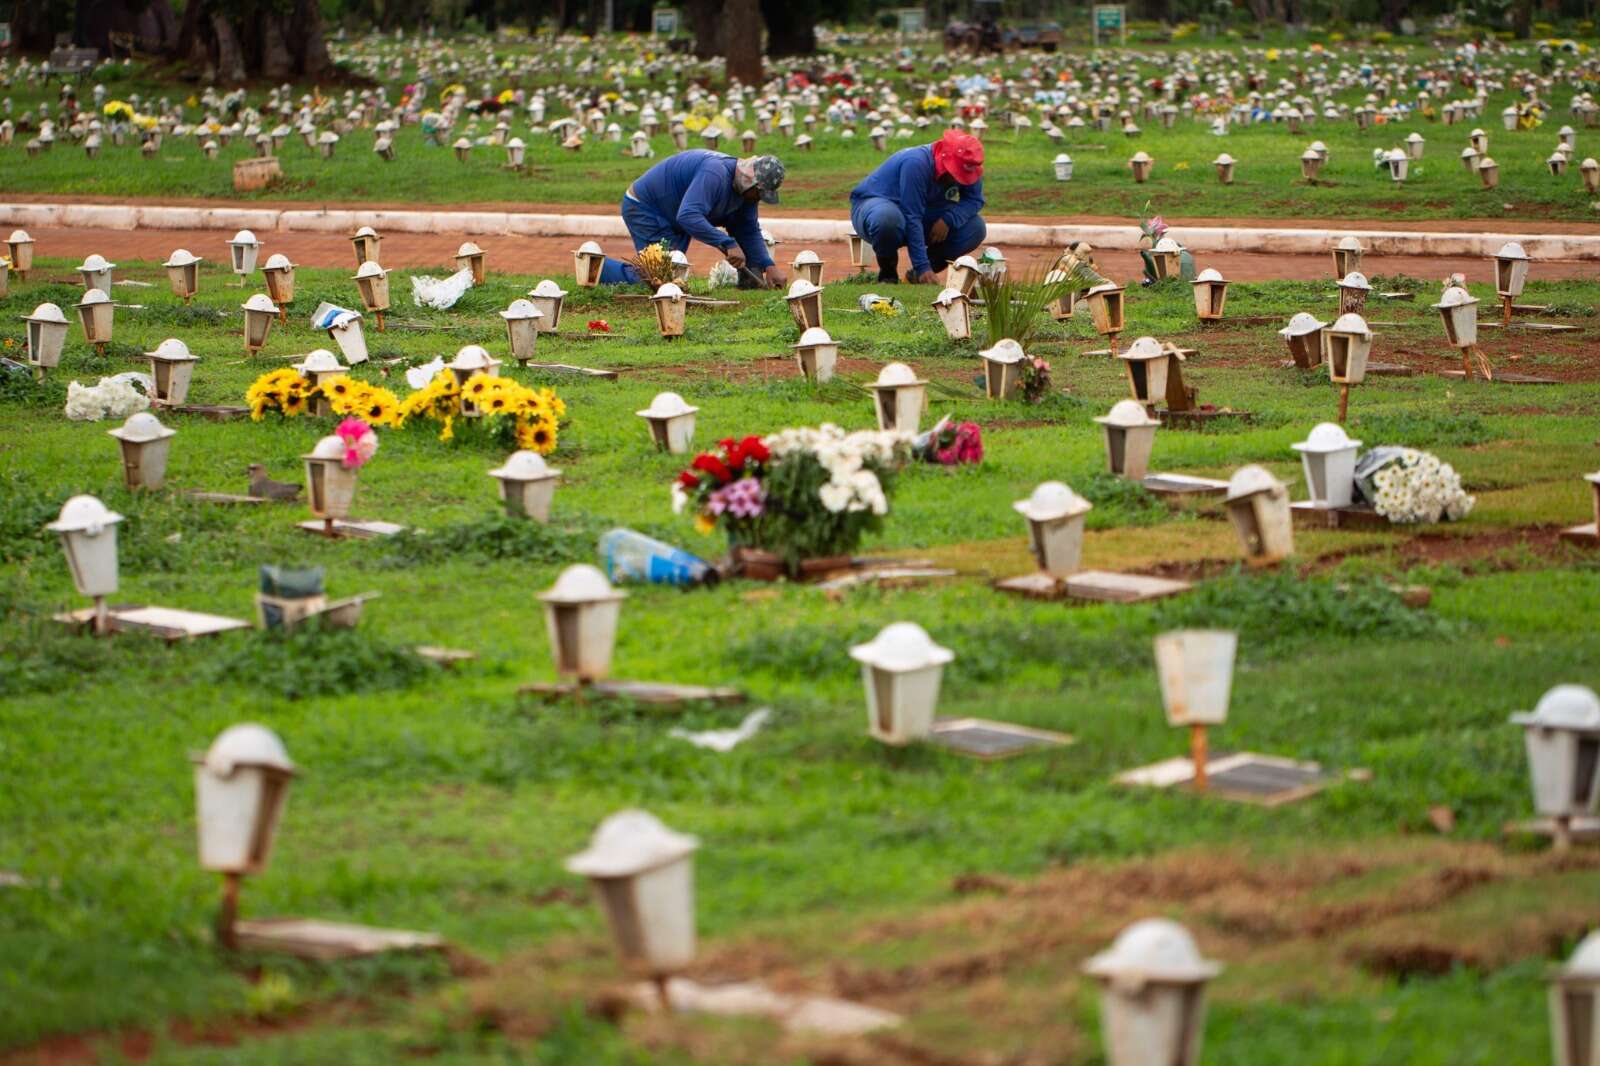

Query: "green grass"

xmin=1 ymin=253 xmax=1597 ymax=1062
xmin=4 ymin=35 xmax=1599 ymax=221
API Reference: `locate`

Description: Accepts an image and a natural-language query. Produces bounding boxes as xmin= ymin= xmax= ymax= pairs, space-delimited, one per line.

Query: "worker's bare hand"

xmin=929 ymin=218 xmax=950 ymax=244
xmin=763 ymin=265 xmax=788 ymax=289
xmin=913 ymin=270 xmax=939 ymax=285
xmin=724 ymin=248 xmax=746 ymax=269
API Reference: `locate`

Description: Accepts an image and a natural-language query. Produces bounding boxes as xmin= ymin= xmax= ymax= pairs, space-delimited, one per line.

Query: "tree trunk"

xmin=1511 ymin=0 xmax=1534 ymax=36
xmin=760 ymin=0 xmax=816 ymax=55
xmin=210 ymin=10 xmax=247 ymax=83
xmin=684 ymin=0 xmax=723 ymax=59
xmin=724 ymin=0 xmax=763 ymax=86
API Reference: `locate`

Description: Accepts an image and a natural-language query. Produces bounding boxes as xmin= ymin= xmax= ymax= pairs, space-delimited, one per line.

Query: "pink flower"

xmin=335 ymin=417 xmax=378 ymax=469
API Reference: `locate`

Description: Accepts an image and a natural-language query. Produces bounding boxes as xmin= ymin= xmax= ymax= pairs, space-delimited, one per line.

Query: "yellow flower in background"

xmin=694 ymin=512 xmax=716 ymax=535
xmin=1173 ymin=161 xmax=1190 ymax=170
xmin=497 ymin=89 xmax=516 ymax=104
xmin=438 ymin=416 xmax=454 ymax=442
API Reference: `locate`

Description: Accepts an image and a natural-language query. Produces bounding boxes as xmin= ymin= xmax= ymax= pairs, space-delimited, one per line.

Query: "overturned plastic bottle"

xmin=599 ymin=528 xmax=717 ymax=587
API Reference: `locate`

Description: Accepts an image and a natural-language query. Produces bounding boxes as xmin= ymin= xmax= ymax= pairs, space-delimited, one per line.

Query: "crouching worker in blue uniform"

xmin=849 ymin=129 xmax=986 ymax=285
xmin=597 ymin=152 xmax=788 ymax=288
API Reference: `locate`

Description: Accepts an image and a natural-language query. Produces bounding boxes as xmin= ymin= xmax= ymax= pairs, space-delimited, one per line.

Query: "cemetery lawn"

xmin=2 ymin=258 xmax=1599 ymax=1064
xmin=4 ymin=37 xmax=1600 ymax=223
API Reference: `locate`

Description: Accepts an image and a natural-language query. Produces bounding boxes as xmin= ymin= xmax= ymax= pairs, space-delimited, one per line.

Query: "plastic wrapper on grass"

xmin=196 ymin=624 xmax=438 ymax=700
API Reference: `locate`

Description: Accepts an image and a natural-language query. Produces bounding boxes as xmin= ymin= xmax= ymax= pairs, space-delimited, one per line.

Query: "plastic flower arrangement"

xmin=101 ymin=100 xmax=134 ymax=122
xmin=918 ymin=94 xmax=951 ymax=114
xmin=913 ymin=417 xmax=983 ymax=466
xmin=322 ymin=375 xmax=401 ymax=427
xmin=65 ymin=375 xmax=150 ymax=422
xmin=395 ymin=370 xmax=564 ymax=454
xmin=673 ymin=425 xmax=908 ymax=568
xmin=335 ymin=417 xmax=379 ymax=469
xmin=246 ymin=368 xmax=314 ymax=420
xmin=629 ymin=241 xmax=677 ymax=288
xmin=1356 ymin=447 xmax=1475 ymax=524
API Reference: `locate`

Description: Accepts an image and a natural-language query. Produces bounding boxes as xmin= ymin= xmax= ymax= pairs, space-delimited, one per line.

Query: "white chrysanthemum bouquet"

xmin=64 ymin=374 xmax=152 ymax=422
xmin=1356 ymin=446 xmax=1474 ymax=524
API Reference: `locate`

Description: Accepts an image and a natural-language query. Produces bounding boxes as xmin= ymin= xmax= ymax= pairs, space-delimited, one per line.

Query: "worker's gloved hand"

xmin=724 ymin=247 xmax=746 ymax=269
xmin=929 ymin=218 xmax=950 ymax=244
xmin=762 ymin=265 xmax=788 ymax=289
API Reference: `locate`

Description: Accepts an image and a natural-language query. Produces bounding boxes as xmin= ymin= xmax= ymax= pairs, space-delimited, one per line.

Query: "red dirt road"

xmin=24 ymin=225 xmax=1598 ymax=285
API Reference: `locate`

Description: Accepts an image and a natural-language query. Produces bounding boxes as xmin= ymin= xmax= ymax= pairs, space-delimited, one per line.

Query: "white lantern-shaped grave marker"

xmin=868 ymin=362 xmax=927 ymax=433
xmin=782 ymin=277 xmax=822 ymax=330
xmin=1459 ymin=145 xmax=1480 ymax=172
xmin=1470 ymin=127 xmax=1490 ymax=153
xmin=489 ymin=450 xmax=561 ymax=522
xmin=449 ymin=344 xmax=501 ymax=414
xmin=108 ymin=411 xmax=176 ymax=491
xmin=1331 ymin=235 xmax=1364 ymax=279
xmin=1095 ymin=400 xmax=1160 ymax=481
xmin=318 ymin=130 xmax=339 ymax=158
xmin=146 ymin=338 xmax=198 ymax=406
xmin=45 ymin=494 xmax=123 ymax=635
xmin=1510 ymin=684 xmax=1600 ymax=850
xmin=849 ymin=622 xmax=954 ymax=746
xmin=1212 ymin=152 xmax=1235 ymax=184
xmin=302 ymin=434 xmax=360 ymax=531
xmin=1083 ymin=918 xmax=1221 ymax=1066
xmin=227 ymin=229 xmax=262 ymax=284
xmin=192 ymin=723 xmax=297 ymax=949
xmin=352 ymin=261 xmax=390 ymax=330
xmin=1013 ymin=481 xmax=1092 ymax=580
xmin=1493 ymin=240 xmax=1529 ymax=327
xmin=528 ymin=279 xmax=567 ymax=332
xmin=1299 ymin=148 xmax=1325 ymax=181
xmin=931 ymin=286 xmax=973 ymax=340
xmin=505 ymin=136 xmax=526 ymax=169
xmin=350 ymin=226 xmax=381 ymax=268
xmin=846 ymin=227 xmax=868 ymax=269
xmin=1582 ymin=158 xmax=1600 ymax=195
xmin=669 ymin=250 xmax=691 ymax=283
xmin=650 ymin=281 xmax=688 ymax=338
xmin=1153 ymin=627 xmax=1237 ymax=788
xmin=294 ymin=348 xmax=345 ymax=415
xmin=1384 ymin=147 xmax=1409 ymax=183
xmin=945 ymin=254 xmax=983 ymax=296
xmin=1128 ymin=150 xmax=1154 ymax=182
xmin=241 ymin=293 xmax=278 ymax=356
xmin=636 ymin=391 xmax=698 ymax=454
xmin=565 ymin=810 xmax=699 ymax=1005
xmin=979 ymin=338 xmax=1027 ymax=400
xmin=1292 ymin=422 xmax=1361 ymax=509
xmin=1150 ymin=237 xmax=1182 ymax=281
xmin=1405 ymin=131 xmax=1425 ymax=159
xmin=77 ymin=252 xmax=115 ymax=294
xmin=6 ymin=229 xmax=35 ymax=278
xmin=163 ymin=248 xmax=202 ymax=304
xmin=1478 ymin=155 xmax=1500 ymax=188
xmin=454 ymin=241 xmax=486 ymax=285
xmin=1336 ymin=270 xmax=1371 ymax=315
xmin=1191 ymin=267 xmax=1228 ymax=322
xmin=540 ymin=564 xmax=627 ymax=682
xmin=1225 ymin=464 xmax=1294 ymax=564
xmin=1053 ymin=152 xmax=1074 ymax=181
xmin=1433 ymin=284 xmax=1479 ymax=352
xmin=791 ymin=325 xmax=838 ymax=383
xmin=24 ymin=302 xmax=69 ymax=376
xmin=1549 ymin=930 xmax=1600 ymax=1065
xmin=573 ymin=240 xmax=606 ymax=287
xmin=75 ymin=288 xmax=114 ymax=353
xmin=259 ymin=254 xmax=296 ymax=321
xmin=1085 ymin=281 xmax=1127 ymax=348
xmin=791 ymin=248 xmax=824 ymax=286
xmin=499 ymin=299 xmax=544 ymax=365
xmin=1117 ymin=336 xmax=1174 ymax=409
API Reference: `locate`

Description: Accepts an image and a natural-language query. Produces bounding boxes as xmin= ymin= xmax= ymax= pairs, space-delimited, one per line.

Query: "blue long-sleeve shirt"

xmin=627 ymin=150 xmax=773 ymax=270
xmin=850 ymin=145 xmax=986 ymax=274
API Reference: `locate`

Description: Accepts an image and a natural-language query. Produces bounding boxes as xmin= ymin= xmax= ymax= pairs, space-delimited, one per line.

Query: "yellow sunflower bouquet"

xmin=246 ymin=368 xmax=314 ymax=420
xmin=396 ymin=370 xmax=565 ymax=454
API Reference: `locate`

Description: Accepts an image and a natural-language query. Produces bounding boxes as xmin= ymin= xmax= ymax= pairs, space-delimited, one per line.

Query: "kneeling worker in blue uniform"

xmin=849 ymin=129 xmax=987 ymax=285
xmin=599 ymin=151 xmax=788 ymax=288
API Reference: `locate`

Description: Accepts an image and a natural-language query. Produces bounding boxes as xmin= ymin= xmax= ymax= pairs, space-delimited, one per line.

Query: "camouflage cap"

xmin=749 ymin=155 xmax=785 ymax=204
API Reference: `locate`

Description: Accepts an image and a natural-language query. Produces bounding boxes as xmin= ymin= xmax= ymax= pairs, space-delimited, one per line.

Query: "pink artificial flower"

xmin=335 ymin=417 xmax=378 ymax=469
xmin=1147 ymin=215 xmax=1168 ymax=238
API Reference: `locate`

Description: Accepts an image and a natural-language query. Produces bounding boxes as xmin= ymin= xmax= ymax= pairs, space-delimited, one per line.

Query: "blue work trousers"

xmin=849 ymin=196 xmax=987 ymax=280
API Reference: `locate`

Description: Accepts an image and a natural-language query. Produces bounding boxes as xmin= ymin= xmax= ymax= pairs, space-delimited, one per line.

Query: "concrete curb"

xmin=5 ymin=202 xmax=1597 ymax=260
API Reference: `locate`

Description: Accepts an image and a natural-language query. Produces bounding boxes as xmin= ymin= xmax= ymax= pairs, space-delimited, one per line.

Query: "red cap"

xmin=932 ymin=129 xmax=984 ymax=185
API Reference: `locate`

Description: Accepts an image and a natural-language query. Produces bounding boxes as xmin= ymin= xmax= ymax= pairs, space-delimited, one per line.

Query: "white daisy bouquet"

xmin=1355 ymin=446 xmax=1475 ymax=524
